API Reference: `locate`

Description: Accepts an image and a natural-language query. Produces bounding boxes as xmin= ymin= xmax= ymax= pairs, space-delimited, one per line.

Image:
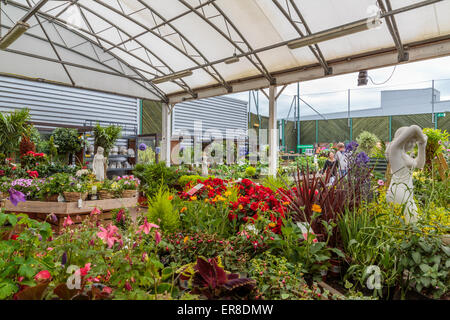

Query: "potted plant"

xmin=39 ymin=173 xmax=70 ymax=202
xmin=98 ymin=179 xmax=120 ymax=199
xmin=62 ymin=177 xmax=88 ymax=202
xmin=51 ymin=128 xmax=84 ymax=164
xmin=116 ymin=175 xmax=140 ymax=198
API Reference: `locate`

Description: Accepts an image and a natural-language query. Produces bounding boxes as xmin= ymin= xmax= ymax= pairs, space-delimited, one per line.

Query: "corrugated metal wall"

xmin=172 ymin=96 xmax=248 ymax=140
xmin=0 ymin=75 xmax=139 ymax=134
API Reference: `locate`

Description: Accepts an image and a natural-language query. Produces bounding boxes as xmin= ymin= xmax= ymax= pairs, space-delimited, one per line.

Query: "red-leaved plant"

xmin=189 ymin=257 xmax=256 ymax=300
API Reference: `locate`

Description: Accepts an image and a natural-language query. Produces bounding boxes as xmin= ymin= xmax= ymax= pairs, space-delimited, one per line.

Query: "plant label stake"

xmin=77 ymin=199 xmax=83 ymax=209
xmin=187 ymin=183 xmax=204 ymax=196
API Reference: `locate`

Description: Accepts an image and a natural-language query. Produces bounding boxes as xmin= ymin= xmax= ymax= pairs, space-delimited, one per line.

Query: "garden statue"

xmin=385 ymin=125 xmax=427 ymax=223
xmin=93 ymin=146 xmax=107 ymax=181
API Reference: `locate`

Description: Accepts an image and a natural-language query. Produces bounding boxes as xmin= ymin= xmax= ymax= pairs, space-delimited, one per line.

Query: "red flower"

xmin=250 ymin=202 xmax=259 ymax=211
xmin=228 ymin=213 xmax=238 ymax=221
xmin=34 ymin=270 xmax=51 ymax=282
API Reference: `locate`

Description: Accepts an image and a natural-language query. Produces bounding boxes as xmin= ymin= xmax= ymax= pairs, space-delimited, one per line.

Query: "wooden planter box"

xmin=3 ymin=197 xmax=138 ymax=232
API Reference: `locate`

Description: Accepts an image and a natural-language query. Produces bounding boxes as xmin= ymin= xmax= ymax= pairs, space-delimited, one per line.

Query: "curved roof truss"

xmin=0 ymin=0 xmax=449 ymax=103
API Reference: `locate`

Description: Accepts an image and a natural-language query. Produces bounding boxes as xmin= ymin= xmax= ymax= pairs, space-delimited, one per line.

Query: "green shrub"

xmin=133 ymin=162 xmax=182 ymax=197
xmin=93 ymin=123 xmax=122 ymax=154
xmin=245 ymin=166 xmax=257 ymax=177
xmin=51 ymin=127 xmax=83 ymax=155
xmin=356 ymin=131 xmax=379 ymax=155
xmin=0 ymin=108 xmax=31 ymax=155
xmin=147 ymin=187 xmax=180 ymax=233
xmin=178 ymin=175 xmax=212 ymax=188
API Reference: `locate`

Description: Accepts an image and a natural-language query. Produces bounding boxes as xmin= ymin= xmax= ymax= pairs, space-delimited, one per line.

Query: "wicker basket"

xmin=45 ymin=194 xmax=59 ymax=202
xmin=122 ymin=190 xmax=138 ymax=198
xmin=98 ymin=190 xmax=114 ymax=200
xmin=63 ymin=192 xmax=88 ymax=202
xmin=0 ymin=192 xmax=5 ymax=200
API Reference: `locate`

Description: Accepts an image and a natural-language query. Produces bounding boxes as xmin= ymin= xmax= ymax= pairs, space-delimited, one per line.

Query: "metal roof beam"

xmin=91 ymin=0 xmax=228 ymax=94
xmin=135 ymin=0 xmax=232 ymax=92
xmin=168 ymin=34 xmax=450 ymax=103
xmin=178 ymin=0 xmax=275 ymax=85
xmin=377 ymin=0 xmax=408 ymax=62
xmin=272 ymin=0 xmax=332 ymax=75
xmin=105 ymin=0 xmax=217 ymax=52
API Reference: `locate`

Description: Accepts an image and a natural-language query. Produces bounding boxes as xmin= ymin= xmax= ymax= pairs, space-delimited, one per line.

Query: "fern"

xmin=147 ymin=187 xmax=180 ymax=233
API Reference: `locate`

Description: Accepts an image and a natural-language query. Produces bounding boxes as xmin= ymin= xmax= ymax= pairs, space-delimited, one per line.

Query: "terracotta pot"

xmin=45 ymin=194 xmax=59 ymax=202
xmin=98 ymin=190 xmax=114 ymax=200
xmin=63 ymin=192 xmax=88 ymax=202
xmin=122 ymin=190 xmax=138 ymax=198
xmin=442 ymin=234 xmax=450 ymax=246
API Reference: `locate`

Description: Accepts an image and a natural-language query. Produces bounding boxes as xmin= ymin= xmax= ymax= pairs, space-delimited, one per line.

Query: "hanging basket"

xmin=63 ymin=192 xmax=88 ymax=202
xmin=98 ymin=190 xmax=114 ymax=200
xmin=45 ymin=194 xmax=60 ymax=202
xmin=122 ymin=190 xmax=138 ymax=198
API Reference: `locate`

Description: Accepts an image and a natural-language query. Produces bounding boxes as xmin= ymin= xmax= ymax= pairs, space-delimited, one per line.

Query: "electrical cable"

xmin=368 ymin=65 xmax=397 ymax=85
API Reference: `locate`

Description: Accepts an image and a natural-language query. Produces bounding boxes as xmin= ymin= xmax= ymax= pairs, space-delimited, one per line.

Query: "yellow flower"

xmin=238 ymin=204 xmax=243 ymax=210
xmin=311 ymin=204 xmax=322 ymax=213
xmin=183 ymin=236 xmax=189 ymax=244
xmin=180 ymin=207 xmax=187 ymax=213
xmin=204 ymin=198 xmax=210 ymax=203
xmin=282 ymin=201 xmax=290 ymax=206
xmin=190 ymin=196 xmax=197 ymax=201
xmin=218 ymin=196 xmax=225 ymax=202
xmin=268 ymin=222 xmax=276 ymax=228
xmin=224 ymin=191 xmax=231 ymax=197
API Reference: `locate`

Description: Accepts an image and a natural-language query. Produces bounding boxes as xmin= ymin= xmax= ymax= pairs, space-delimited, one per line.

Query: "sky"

xmin=227 ymin=55 xmax=450 ymax=119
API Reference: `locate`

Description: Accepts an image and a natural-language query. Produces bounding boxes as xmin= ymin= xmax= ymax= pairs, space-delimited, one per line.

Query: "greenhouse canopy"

xmin=0 ymin=0 xmax=449 ymax=104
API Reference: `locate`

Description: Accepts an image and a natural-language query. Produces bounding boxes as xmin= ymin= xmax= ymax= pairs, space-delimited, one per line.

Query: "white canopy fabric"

xmin=0 ymin=0 xmax=449 ymax=103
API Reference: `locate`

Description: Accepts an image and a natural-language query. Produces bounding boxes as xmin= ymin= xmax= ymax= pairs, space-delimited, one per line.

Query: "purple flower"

xmin=61 ymin=252 xmax=67 ymax=266
xmin=345 ymin=141 xmax=359 ymax=153
xmin=139 ymin=143 xmax=147 ymax=151
xmin=356 ymin=151 xmax=370 ymax=166
xmin=8 ymin=188 xmax=26 ymax=207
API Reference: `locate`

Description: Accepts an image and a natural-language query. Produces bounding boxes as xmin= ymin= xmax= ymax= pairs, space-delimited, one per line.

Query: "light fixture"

xmin=0 ymin=21 xmax=30 ymax=50
xmin=287 ymin=17 xmax=381 ymax=50
xmin=358 ymin=70 xmax=368 ymax=86
xmin=224 ymin=54 xmax=240 ymax=65
xmin=152 ymin=70 xmax=193 ymax=84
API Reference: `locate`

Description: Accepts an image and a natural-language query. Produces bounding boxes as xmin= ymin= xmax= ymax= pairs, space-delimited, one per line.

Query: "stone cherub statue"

xmin=92 ymin=146 xmax=107 ymax=181
xmin=385 ymin=125 xmax=427 ymax=223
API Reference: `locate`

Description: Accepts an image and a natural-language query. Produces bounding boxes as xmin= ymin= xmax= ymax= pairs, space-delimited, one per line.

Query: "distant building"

xmin=290 ymin=88 xmax=449 ymax=121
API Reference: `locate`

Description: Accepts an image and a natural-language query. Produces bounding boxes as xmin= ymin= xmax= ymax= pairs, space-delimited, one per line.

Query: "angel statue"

xmin=385 ymin=125 xmax=427 ymax=223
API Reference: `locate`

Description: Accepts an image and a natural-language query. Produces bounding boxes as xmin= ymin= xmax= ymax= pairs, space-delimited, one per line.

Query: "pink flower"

xmin=125 ymin=281 xmax=132 ymax=291
xmin=102 ymin=286 xmax=112 ymax=294
xmin=303 ymin=232 xmax=318 ymax=243
xmin=97 ymin=225 xmax=120 ymax=248
xmin=63 ymin=215 xmax=73 ymax=227
xmin=155 ymin=230 xmax=161 ymax=245
xmin=137 ymin=218 xmax=159 ymax=235
xmin=377 ymin=179 xmax=385 ymax=186
xmin=91 ymin=207 xmax=101 ymax=216
xmin=34 ymin=270 xmax=51 ymax=282
xmin=79 ymin=263 xmax=91 ymax=276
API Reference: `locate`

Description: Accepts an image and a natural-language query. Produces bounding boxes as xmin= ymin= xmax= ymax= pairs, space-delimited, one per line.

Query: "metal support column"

xmin=315 ymin=120 xmax=319 ymax=144
xmin=269 ymin=85 xmax=278 ymax=177
xmin=389 ymin=116 xmax=392 ymax=141
xmin=161 ymin=103 xmax=172 ymax=167
xmin=296 ymin=82 xmax=300 ymax=152
xmin=431 ymin=80 xmax=435 ymax=125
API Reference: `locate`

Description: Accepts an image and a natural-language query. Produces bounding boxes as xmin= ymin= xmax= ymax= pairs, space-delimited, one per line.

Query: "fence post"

xmin=388 ymin=116 xmax=392 ymax=141
xmin=315 ymin=120 xmax=318 ymax=144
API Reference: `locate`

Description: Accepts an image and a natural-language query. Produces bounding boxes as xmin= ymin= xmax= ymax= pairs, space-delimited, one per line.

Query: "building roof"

xmin=1 ymin=0 xmax=449 ymax=103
